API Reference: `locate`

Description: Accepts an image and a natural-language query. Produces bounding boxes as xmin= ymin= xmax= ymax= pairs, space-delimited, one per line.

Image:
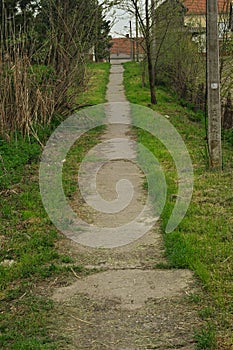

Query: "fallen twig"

xmin=70 ymin=315 xmax=93 ymax=325
xmin=70 ymin=267 xmax=81 ymax=279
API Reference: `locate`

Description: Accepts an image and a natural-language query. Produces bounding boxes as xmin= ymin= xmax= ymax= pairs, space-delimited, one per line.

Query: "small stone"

xmin=1 ymin=259 xmax=15 ymax=267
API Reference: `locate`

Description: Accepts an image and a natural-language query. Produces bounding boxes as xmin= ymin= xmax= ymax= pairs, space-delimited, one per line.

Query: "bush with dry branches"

xmin=0 ymin=0 xmax=110 ymax=139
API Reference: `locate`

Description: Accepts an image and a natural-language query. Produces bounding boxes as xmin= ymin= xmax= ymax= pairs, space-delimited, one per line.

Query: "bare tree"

xmin=119 ymin=0 xmax=196 ymax=105
xmin=121 ymin=0 xmax=157 ymax=104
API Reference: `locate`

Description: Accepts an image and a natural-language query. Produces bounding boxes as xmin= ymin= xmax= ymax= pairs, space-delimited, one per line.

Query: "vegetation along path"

xmin=47 ymin=62 xmax=203 ymax=349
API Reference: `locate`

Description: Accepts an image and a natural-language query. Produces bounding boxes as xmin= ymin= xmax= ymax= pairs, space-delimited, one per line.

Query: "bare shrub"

xmin=0 ymin=0 xmax=106 ymax=139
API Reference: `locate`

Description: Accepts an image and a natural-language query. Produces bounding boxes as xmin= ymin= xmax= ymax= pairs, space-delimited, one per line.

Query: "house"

xmin=182 ymin=0 xmax=233 ymax=52
xmin=183 ymin=0 xmax=232 ymax=36
xmin=110 ymin=37 xmax=132 ymax=60
xmin=110 ymin=36 xmax=144 ymax=61
xmin=157 ymin=0 xmax=233 ymax=52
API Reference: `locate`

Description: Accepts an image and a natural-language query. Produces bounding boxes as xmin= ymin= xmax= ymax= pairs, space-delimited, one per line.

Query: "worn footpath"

xmin=46 ymin=63 xmax=201 ymax=349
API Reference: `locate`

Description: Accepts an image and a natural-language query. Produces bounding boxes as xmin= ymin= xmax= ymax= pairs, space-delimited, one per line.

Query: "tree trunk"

xmin=133 ymin=0 xmax=157 ymax=104
xmin=147 ymin=51 xmax=157 ymax=104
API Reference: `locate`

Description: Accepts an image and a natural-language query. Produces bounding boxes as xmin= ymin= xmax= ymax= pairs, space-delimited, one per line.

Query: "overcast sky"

xmin=108 ymin=0 xmax=166 ymax=37
xmin=108 ymin=7 xmax=135 ymax=38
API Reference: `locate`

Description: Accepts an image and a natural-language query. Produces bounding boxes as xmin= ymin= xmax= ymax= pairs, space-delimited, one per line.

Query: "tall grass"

xmin=0 ymin=3 xmax=93 ymax=139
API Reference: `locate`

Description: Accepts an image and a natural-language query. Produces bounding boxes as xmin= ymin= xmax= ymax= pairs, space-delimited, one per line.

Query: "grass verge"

xmin=123 ymin=62 xmax=233 ymax=350
xmin=76 ymin=62 xmax=111 ymax=106
xmin=0 ymin=62 xmax=110 ymax=349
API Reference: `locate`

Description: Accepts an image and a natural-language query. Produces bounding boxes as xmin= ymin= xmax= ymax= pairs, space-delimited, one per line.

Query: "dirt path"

xmin=48 ymin=63 xmax=201 ymax=349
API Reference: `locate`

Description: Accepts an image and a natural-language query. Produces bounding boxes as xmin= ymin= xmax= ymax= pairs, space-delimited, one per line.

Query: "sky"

xmin=108 ymin=0 xmax=166 ymax=38
xmin=108 ymin=7 xmax=135 ymax=38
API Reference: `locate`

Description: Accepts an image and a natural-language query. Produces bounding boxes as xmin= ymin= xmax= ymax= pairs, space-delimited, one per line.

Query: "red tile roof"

xmin=110 ymin=38 xmax=132 ymax=56
xmin=183 ymin=0 xmax=231 ymax=14
xmin=110 ymin=38 xmax=144 ymax=56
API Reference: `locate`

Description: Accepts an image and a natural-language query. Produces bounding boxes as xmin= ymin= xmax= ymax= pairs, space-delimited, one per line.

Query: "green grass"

xmin=0 ymin=62 xmax=110 ymax=349
xmin=76 ymin=62 xmax=110 ymax=106
xmin=123 ymin=62 xmax=233 ymax=350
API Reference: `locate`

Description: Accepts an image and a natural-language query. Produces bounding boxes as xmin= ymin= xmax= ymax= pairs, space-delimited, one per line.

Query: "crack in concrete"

xmin=49 ymin=62 xmax=201 ymax=350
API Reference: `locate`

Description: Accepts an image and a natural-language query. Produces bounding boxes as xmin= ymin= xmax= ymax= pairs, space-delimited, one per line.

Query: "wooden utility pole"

xmin=206 ymin=0 xmax=222 ymax=169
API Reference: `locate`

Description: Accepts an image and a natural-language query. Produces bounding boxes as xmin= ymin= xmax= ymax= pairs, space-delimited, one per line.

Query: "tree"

xmin=120 ymin=0 xmax=186 ymax=104
xmin=94 ymin=5 xmax=112 ymax=62
xmin=0 ymin=0 xmax=38 ymax=33
xmin=34 ymin=0 xmax=111 ymax=66
xmin=0 ymin=0 xmax=112 ymax=137
xmin=121 ymin=0 xmax=157 ymax=104
xmin=154 ymin=0 xmax=205 ymax=105
xmin=218 ymin=1 xmax=233 ymax=132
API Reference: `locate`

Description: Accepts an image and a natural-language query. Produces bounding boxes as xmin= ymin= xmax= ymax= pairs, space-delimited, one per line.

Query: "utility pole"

xmin=206 ymin=0 xmax=222 ymax=169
